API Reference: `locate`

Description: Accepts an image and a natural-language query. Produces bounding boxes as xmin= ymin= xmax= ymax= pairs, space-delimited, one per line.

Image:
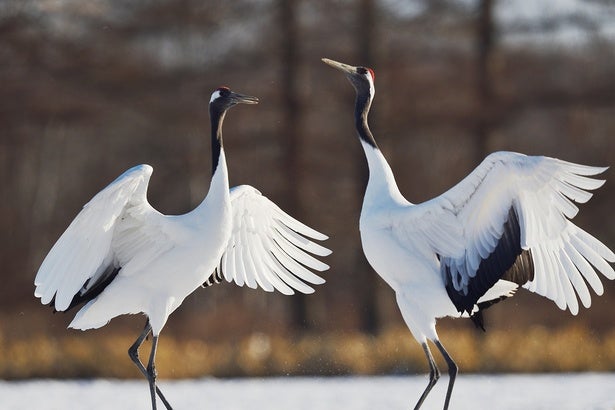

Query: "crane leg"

xmin=413 ymin=342 xmax=440 ymax=409
xmin=147 ymin=335 xmax=161 ymax=410
xmin=128 ymin=321 xmax=173 ymax=410
xmin=434 ymin=340 xmax=457 ymax=410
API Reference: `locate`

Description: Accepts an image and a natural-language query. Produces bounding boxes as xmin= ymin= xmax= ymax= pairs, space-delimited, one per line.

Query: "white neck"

xmin=360 ymin=140 xmax=410 ymax=212
xmin=197 ymin=149 xmax=230 ymax=213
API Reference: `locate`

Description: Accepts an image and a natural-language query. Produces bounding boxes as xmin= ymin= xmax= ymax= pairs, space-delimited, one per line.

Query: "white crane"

xmin=34 ymin=87 xmax=331 ymax=410
xmin=322 ymin=57 xmax=614 ymax=409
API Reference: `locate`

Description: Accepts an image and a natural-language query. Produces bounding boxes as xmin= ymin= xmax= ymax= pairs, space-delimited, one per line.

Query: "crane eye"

xmin=357 ymin=67 xmax=375 ymax=81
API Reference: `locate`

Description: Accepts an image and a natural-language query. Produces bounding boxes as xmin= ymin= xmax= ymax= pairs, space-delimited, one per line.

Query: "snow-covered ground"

xmin=1 ymin=373 xmax=614 ymax=410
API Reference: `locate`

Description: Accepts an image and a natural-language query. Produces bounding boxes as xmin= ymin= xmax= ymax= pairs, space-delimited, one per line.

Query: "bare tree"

xmin=476 ymin=0 xmax=495 ymax=162
xmin=278 ymin=0 xmax=309 ymax=330
xmin=354 ymin=0 xmax=379 ymax=335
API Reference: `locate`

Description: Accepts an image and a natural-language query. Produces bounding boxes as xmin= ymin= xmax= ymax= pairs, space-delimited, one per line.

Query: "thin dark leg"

xmin=128 ymin=321 xmax=173 ymax=410
xmin=147 ymin=335 xmax=160 ymax=410
xmin=434 ymin=340 xmax=458 ymax=410
xmin=413 ymin=342 xmax=440 ymax=410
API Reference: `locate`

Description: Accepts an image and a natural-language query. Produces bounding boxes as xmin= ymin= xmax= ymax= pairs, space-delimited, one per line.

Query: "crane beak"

xmin=230 ymin=92 xmax=259 ymax=105
xmin=321 ymin=58 xmax=358 ymax=75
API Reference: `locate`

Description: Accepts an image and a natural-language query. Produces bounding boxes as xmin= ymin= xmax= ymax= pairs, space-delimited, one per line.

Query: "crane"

xmin=34 ymin=87 xmax=331 ymax=410
xmin=322 ymin=57 xmax=614 ymax=409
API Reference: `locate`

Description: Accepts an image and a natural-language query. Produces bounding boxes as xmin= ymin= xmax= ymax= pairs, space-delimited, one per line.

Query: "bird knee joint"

xmin=128 ymin=347 xmax=139 ymax=359
xmin=431 ymin=369 xmax=440 ymax=381
xmin=148 ymin=364 xmax=158 ymax=379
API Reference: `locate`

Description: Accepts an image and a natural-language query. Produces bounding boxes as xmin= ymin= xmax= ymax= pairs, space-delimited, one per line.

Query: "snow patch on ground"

xmin=1 ymin=373 xmax=614 ymax=410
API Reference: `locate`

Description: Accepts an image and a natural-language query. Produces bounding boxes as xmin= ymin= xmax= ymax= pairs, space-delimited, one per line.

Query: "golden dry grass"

xmin=1 ymin=325 xmax=614 ymax=379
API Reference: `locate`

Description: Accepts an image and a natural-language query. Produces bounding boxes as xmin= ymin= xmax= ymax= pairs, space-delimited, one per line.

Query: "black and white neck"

xmin=199 ymin=87 xmax=258 ymax=210
xmin=322 ymin=58 xmax=408 ymax=209
xmin=354 ymin=73 xmax=408 ymax=209
xmin=350 ymin=67 xmax=378 ymax=150
xmin=208 ymin=88 xmax=230 ymax=176
xmin=207 ymin=86 xmax=258 ymax=174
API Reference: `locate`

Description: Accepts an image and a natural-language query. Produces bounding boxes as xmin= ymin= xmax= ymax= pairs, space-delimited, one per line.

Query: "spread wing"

xmin=215 ymin=185 xmax=331 ymax=295
xmin=34 ymin=165 xmax=173 ymax=311
xmin=433 ymin=151 xmax=614 ymax=315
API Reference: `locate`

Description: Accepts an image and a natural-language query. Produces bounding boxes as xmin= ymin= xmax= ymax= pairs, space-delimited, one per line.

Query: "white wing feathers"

xmin=434 ymin=151 xmax=614 ymax=315
xmin=217 ymin=185 xmax=331 ymax=295
xmin=34 ymin=165 xmax=163 ymax=311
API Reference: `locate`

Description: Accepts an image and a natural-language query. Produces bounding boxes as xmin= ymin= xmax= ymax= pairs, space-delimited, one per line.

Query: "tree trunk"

xmin=355 ymin=0 xmax=379 ymax=335
xmin=476 ymin=0 xmax=494 ymax=163
xmin=279 ymin=0 xmax=309 ymax=331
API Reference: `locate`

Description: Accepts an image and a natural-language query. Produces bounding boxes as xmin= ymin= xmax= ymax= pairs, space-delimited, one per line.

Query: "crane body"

xmin=323 ymin=57 xmax=614 ymax=410
xmin=34 ymin=87 xmax=330 ymax=410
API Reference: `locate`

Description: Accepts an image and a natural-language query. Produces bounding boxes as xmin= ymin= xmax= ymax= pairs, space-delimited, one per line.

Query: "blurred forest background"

xmin=1 ymin=0 xmax=615 ymax=379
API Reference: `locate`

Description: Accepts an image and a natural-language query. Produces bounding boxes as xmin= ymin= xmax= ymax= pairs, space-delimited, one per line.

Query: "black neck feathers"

xmin=209 ymin=106 xmax=227 ymax=176
xmin=353 ymin=85 xmax=378 ymax=149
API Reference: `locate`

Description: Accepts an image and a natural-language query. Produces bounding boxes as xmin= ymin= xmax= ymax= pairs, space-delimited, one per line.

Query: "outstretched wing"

xmin=34 ymin=164 xmax=172 ymax=312
xmin=215 ymin=185 xmax=330 ymax=295
xmin=434 ymin=151 xmax=614 ymax=315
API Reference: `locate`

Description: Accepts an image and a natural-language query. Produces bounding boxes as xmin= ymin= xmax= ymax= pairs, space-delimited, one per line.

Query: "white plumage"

xmin=218 ymin=185 xmax=328 ymax=294
xmin=323 ymin=57 xmax=614 ymax=410
xmin=34 ymin=87 xmax=330 ymax=410
xmin=35 ymin=166 xmax=329 ymax=333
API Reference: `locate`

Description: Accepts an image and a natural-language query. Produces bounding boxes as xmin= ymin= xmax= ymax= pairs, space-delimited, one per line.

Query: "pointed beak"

xmin=230 ymin=91 xmax=259 ymax=105
xmin=322 ymin=58 xmax=358 ymax=75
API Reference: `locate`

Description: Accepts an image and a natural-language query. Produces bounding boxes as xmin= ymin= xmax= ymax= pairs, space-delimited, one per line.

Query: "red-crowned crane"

xmin=34 ymin=87 xmax=331 ymax=410
xmin=322 ymin=57 xmax=614 ymax=410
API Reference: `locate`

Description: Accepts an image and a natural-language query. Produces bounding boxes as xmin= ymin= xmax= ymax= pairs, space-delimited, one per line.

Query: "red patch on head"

xmin=217 ymin=86 xmax=230 ymax=92
xmin=367 ymin=68 xmax=375 ymax=81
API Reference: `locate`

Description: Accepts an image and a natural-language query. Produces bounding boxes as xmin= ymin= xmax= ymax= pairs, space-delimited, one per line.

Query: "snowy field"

xmin=1 ymin=373 xmax=614 ymax=410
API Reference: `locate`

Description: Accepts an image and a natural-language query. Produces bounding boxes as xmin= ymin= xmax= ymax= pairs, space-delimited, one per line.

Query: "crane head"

xmin=209 ymin=86 xmax=259 ymax=111
xmin=321 ymin=58 xmax=375 ymax=97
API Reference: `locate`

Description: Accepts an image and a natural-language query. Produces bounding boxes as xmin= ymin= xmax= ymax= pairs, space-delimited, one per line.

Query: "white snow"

xmin=1 ymin=373 xmax=614 ymax=410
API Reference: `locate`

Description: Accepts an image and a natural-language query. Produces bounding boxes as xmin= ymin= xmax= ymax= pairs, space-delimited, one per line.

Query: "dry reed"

xmin=1 ymin=324 xmax=614 ymax=380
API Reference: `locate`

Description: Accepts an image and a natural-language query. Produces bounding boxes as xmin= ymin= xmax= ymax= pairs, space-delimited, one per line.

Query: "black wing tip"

xmin=202 ymin=269 xmax=224 ymax=288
